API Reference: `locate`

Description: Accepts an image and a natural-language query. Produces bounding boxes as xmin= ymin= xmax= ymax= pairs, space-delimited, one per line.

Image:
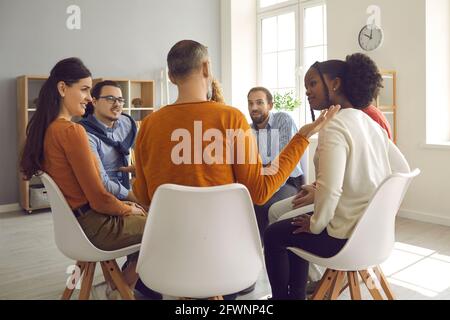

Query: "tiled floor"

xmin=1 ymin=209 xmax=450 ymax=300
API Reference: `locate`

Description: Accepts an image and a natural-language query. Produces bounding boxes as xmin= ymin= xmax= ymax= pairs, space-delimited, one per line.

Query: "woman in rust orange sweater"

xmin=20 ymin=57 xmax=146 ymax=292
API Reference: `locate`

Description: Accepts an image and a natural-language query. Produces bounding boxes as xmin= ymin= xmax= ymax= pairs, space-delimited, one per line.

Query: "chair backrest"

xmin=40 ymin=172 xmax=108 ymax=261
xmin=136 ymin=183 xmax=264 ymax=298
xmin=388 ymin=140 xmax=410 ymax=174
xmin=326 ymin=168 xmax=420 ymax=270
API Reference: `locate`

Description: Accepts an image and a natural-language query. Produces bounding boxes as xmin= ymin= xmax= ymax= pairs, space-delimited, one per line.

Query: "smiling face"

xmin=92 ymin=85 xmax=124 ymax=124
xmin=248 ymin=90 xmax=272 ymax=125
xmin=58 ymin=77 xmax=93 ymax=117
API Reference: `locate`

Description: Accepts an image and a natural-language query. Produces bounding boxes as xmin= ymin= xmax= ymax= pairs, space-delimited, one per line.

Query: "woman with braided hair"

xmin=264 ymin=53 xmax=393 ymax=300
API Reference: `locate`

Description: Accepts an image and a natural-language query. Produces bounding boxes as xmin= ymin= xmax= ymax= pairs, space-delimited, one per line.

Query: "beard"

xmin=105 ymin=109 xmax=121 ymax=121
xmin=251 ymin=113 xmax=267 ymax=125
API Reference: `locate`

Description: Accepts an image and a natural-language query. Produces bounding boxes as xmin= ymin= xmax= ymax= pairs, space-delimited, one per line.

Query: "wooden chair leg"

xmin=61 ymin=261 xmax=86 ymax=300
xmin=359 ymin=270 xmax=384 ymax=300
xmin=100 ymin=261 xmax=116 ymax=290
xmin=329 ymin=271 xmax=346 ymax=300
xmin=374 ymin=266 xmax=395 ymax=300
xmin=311 ymin=269 xmax=338 ymax=300
xmin=347 ymin=271 xmax=362 ymax=300
xmin=79 ymin=262 xmax=96 ymax=300
xmin=102 ymin=260 xmax=135 ymax=300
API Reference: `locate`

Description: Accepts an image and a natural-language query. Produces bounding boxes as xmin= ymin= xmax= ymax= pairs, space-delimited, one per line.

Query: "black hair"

xmin=83 ymin=80 xmax=121 ymax=117
xmin=311 ymin=53 xmax=383 ymax=110
xmin=167 ymin=40 xmax=209 ymax=79
xmin=20 ymin=57 xmax=92 ymax=180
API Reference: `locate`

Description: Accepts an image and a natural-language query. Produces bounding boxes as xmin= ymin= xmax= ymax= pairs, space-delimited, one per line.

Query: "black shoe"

xmin=134 ymin=278 xmax=163 ymax=300
xmin=237 ymin=283 xmax=256 ymax=295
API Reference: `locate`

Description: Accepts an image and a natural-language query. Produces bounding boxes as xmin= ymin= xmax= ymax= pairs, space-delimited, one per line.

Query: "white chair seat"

xmin=40 ymin=172 xmax=139 ymax=300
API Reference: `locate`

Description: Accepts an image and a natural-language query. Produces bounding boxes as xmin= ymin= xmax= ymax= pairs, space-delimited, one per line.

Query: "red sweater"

xmin=361 ymin=105 xmax=393 ymax=140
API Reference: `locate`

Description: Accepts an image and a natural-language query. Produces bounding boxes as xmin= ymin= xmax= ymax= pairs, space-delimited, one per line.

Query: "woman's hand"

xmin=292 ymin=184 xmax=316 ymax=209
xmin=291 ymin=214 xmax=312 ymax=234
xmin=298 ymin=105 xmax=341 ymax=139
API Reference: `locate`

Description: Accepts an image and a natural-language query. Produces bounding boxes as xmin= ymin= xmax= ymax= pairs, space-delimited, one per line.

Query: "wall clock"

xmin=358 ymin=24 xmax=384 ymax=51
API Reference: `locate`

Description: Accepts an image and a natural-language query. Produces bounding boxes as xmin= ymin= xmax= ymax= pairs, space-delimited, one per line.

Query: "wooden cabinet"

xmin=376 ymin=70 xmax=397 ymax=144
xmin=17 ymin=76 xmax=155 ymax=213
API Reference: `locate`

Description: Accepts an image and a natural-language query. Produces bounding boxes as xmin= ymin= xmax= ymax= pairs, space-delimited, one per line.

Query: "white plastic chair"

xmin=278 ymin=141 xmax=417 ymax=300
xmin=40 ymin=172 xmax=140 ymax=300
xmin=136 ymin=183 xmax=264 ymax=300
xmin=286 ymin=169 xmax=420 ymax=300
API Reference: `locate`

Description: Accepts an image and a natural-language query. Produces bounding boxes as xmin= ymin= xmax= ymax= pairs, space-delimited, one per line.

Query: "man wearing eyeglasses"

xmin=79 ymin=80 xmax=139 ymax=203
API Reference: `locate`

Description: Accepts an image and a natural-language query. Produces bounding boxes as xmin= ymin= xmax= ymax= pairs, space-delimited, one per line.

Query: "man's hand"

xmin=126 ymin=190 xmax=139 ymax=203
xmin=298 ymin=105 xmax=341 ymax=139
xmin=291 ymin=214 xmax=312 ymax=234
xmin=124 ymin=201 xmax=147 ymax=217
xmin=292 ymin=184 xmax=316 ymax=209
xmin=119 ymin=165 xmax=136 ymax=175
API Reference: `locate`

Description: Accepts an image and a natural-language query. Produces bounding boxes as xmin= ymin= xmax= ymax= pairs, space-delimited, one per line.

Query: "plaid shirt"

xmin=251 ymin=112 xmax=304 ymax=179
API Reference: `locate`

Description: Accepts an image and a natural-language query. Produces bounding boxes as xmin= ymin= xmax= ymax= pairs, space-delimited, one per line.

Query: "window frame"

xmin=258 ymin=0 xmax=299 ymax=14
xmin=257 ymin=0 xmax=327 ymax=126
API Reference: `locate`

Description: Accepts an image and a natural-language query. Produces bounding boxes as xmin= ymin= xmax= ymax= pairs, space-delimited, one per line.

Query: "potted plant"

xmin=273 ymin=91 xmax=301 ymax=112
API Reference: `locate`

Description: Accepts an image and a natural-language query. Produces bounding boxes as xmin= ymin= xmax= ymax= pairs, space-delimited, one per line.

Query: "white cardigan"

xmin=311 ymin=108 xmax=392 ymax=239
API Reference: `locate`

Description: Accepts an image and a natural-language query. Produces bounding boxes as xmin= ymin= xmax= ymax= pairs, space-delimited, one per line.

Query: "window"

xmin=302 ymin=2 xmax=327 ymax=124
xmin=257 ymin=0 xmax=327 ymax=127
xmin=426 ymin=0 xmax=450 ymax=145
xmin=261 ymin=11 xmax=297 ymax=96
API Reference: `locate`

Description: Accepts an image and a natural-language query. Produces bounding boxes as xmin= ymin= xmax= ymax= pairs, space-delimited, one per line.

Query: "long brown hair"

xmin=211 ymin=79 xmax=225 ymax=103
xmin=20 ymin=57 xmax=92 ymax=180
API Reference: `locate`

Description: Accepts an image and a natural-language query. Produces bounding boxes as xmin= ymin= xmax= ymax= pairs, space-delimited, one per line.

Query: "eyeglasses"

xmin=98 ymin=95 xmax=126 ymax=106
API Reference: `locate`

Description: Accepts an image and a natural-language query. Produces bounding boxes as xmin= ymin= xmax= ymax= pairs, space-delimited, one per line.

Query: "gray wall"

xmin=0 ymin=0 xmax=221 ymax=205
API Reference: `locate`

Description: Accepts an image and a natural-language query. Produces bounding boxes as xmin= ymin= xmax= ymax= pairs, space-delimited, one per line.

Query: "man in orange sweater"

xmin=133 ymin=40 xmax=338 ymax=209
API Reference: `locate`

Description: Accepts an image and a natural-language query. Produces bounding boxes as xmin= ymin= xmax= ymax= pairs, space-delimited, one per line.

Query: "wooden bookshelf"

xmin=376 ymin=70 xmax=397 ymax=144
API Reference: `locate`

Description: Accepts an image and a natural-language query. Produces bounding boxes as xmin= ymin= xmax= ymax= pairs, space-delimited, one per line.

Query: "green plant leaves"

xmin=273 ymin=91 xmax=301 ymax=112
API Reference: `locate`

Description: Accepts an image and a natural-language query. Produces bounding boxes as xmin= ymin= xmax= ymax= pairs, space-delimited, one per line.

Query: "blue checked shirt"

xmin=86 ymin=115 xmax=132 ymax=200
xmin=251 ymin=112 xmax=305 ymax=181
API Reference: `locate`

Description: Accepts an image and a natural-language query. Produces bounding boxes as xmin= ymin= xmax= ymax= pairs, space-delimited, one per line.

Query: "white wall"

xmin=0 ymin=0 xmax=221 ymax=206
xmin=326 ymin=0 xmax=450 ymax=226
xmin=221 ymin=0 xmax=257 ymax=116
